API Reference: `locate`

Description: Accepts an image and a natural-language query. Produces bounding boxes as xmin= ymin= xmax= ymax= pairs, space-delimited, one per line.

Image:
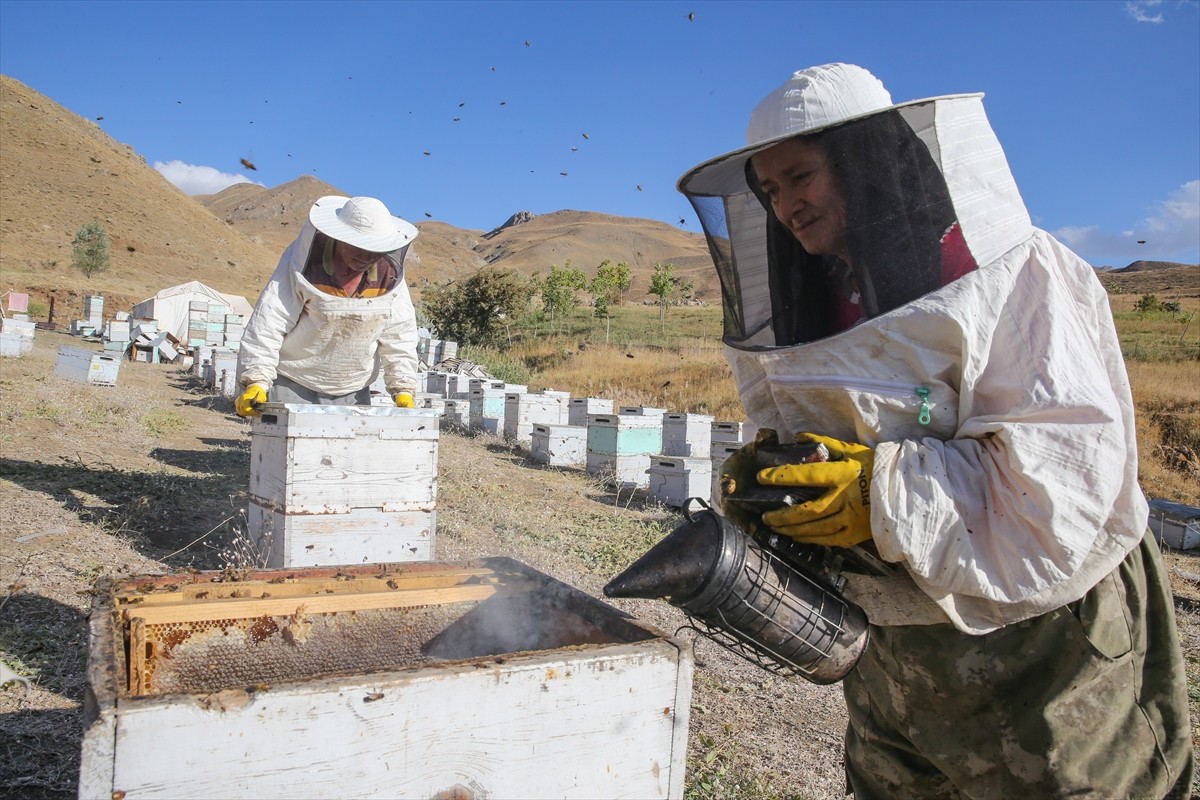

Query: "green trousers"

xmin=844 ymin=531 xmax=1195 ymax=799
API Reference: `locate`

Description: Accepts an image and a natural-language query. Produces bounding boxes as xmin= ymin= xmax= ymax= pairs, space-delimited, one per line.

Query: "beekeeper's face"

xmin=751 ymin=136 xmax=849 ymax=264
xmin=335 ymin=241 xmax=387 ymax=272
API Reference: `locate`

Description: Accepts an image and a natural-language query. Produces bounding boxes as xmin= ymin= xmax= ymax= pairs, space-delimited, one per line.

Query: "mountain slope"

xmin=0 ymin=75 xmax=280 ymax=312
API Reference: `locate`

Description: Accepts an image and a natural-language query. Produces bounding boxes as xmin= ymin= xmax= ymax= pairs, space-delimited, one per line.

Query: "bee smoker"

xmin=603 ymin=498 xmax=870 ymax=685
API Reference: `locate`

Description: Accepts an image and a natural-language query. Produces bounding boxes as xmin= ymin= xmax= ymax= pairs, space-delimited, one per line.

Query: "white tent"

xmin=131 ymin=281 xmax=254 ymax=341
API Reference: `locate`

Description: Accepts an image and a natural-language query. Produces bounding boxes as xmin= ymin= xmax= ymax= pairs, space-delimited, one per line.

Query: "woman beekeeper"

xmin=235 ymin=195 xmax=421 ymax=416
xmin=679 ymin=63 xmax=1193 ymax=798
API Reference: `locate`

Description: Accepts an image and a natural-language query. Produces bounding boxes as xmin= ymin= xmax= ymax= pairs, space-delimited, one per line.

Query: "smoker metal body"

xmin=80 ymin=559 xmax=693 ymax=800
xmin=605 ymin=501 xmax=869 ymax=684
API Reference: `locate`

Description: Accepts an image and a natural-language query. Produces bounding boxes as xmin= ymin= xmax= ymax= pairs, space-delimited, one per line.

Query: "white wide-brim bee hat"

xmin=309 ymin=195 xmax=419 ymax=253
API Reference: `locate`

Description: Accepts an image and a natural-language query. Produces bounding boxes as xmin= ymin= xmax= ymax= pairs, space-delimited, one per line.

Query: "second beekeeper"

xmin=235 ymin=195 xmax=421 ymax=416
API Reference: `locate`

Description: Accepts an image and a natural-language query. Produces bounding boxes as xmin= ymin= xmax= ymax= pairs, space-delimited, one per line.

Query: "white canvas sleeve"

xmin=376 ymin=280 xmax=419 ymax=396
xmin=871 ymin=235 xmax=1143 ymax=630
xmin=236 ymin=247 xmax=308 ymax=389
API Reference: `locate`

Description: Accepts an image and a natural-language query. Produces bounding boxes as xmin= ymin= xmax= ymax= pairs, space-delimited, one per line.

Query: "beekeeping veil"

xmin=678 ymin=63 xmax=1031 ymax=348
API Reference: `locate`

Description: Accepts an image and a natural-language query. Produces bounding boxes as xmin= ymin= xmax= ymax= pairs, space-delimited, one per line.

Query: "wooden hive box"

xmin=710 ymin=442 xmax=745 ymax=505
xmin=585 ymin=414 xmax=663 ymax=489
xmin=647 ymin=456 xmax=714 ymax=508
xmin=468 ymin=386 xmax=508 ymax=436
xmin=531 ymin=423 xmax=587 ymax=466
xmin=504 ymin=391 xmax=568 ymax=443
xmin=247 ymin=404 xmax=439 ymax=567
xmin=54 ymin=345 xmax=119 ymax=386
xmin=662 ymin=413 xmax=715 ymax=459
xmin=568 ymin=397 xmax=613 ymax=427
xmin=441 ymin=399 xmax=470 ymax=432
xmin=80 ymin=559 xmax=693 ymax=800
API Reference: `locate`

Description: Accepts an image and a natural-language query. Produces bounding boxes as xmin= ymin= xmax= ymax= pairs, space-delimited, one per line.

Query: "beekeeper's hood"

xmin=678 ymin=63 xmax=1032 ymax=348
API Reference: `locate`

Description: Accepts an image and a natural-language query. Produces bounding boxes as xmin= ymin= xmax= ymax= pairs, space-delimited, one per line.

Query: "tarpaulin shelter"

xmin=131 ymin=281 xmax=254 ymax=342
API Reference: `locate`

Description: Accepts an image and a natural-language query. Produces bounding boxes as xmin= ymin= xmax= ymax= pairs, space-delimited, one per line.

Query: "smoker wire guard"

xmin=664 ymin=499 xmax=868 ymax=684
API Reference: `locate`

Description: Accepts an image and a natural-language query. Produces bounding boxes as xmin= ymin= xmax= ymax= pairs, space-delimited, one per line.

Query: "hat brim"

xmin=308 ymin=195 xmax=419 ymax=252
xmin=677 ymin=93 xmax=981 ymax=198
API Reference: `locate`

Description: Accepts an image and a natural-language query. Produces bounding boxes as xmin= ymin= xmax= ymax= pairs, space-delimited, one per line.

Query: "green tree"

xmin=539 ymin=261 xmax=587 ymax=333
xmin=588 ymin=260 xmax=631 ymax=344
xmin=421 ymin=268 xmax=533 ymax=347
xmin=649 ymin=262 xmax=677 ymax=332
xmin=1135 ymin=294 xmax=1161 ymax=315
xmin=71 ymin=221 xmax=110 ymax=278
xmin=591 ymin=260 xmax=632 ymax=306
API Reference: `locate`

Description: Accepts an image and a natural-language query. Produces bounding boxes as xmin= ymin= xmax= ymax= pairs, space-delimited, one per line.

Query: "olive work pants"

xmin=843 ymin=530 xmax=1195 ymax=800
xmin=269 ymin=374 xmax=372 ymax=407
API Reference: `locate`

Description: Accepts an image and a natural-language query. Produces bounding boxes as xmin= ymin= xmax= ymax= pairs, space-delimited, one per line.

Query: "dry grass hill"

xmin=1 ymin=74 xmax=715 ymax=319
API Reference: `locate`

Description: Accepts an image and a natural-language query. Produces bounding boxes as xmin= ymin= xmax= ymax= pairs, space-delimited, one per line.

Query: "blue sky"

xmin=1 ymin=0 xmax=1197 ymax=268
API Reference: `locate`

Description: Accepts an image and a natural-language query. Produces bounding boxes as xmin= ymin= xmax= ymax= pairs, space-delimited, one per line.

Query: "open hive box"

xmin=80 ymin=559 xmax=693 ymax=800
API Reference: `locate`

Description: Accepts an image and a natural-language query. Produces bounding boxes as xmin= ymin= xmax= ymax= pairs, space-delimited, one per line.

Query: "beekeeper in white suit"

xmin=681 ymin=63 xmax=1193 ymax=798
xmin=235 ymin=195 xmax=420 ymax=416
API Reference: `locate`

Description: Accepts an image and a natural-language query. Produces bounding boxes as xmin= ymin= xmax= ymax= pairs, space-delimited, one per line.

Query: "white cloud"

xmin=154 ymin=159 xmax=264 ymax=195
xmin=1053 ymin=180 xmax=1200 ymax=266
xmin=1126 ymin=0 xmax=1165 ymax=23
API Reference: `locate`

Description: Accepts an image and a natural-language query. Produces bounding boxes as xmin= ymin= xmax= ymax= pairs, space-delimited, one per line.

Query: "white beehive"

xmin=568 ymin=397 xmax=614 ymax=427
xmin=530 ymin=423 xmax=587 ymax=466
xmin=54 ymin=345 xmax=119 ymax=386
xmin=80 ymin=560 xmax=693 ymax=800
xmin=247 ymin=404 xmax=439 ymax=567
xmin=469 ymin=385 xmax=507 ymax=436
xmin=710 ymin=442 xmax=745 ymax=506
xmin=647 ymin=456 xmax=714 ymax=508
xmin=0 ymin=331 xmax=31 ymax=357
xmin=208 ymin=348 xmax=239 ymax=397
xmin=586 ymin=414 xmax=663 ymax=489
xmin=619 ymin=405 xmax=667 ymax=418
xmin=711 ymin=420 xmax=751 ymax=445
xmin=426 ymin=371 xmax=451 ymax=396
xmin=504 ymin=391 xmax=568 ymax=443
xmin=662 ymin=413 xmax=715 ymax=458
xmin=442 ymin=399 xmax=469 ymax=431
xmin=1149 ymin=499 xmax=1200 ymax=550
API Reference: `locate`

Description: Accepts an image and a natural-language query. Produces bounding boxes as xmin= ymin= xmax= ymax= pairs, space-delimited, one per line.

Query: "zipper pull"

xmin=915 ymin=386 xmax=931 ymax=425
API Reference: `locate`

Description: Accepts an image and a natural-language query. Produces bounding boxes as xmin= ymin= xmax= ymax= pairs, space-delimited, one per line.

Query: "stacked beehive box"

xmin=504 ymin=390 xmax=569 ymax=443
xmin=0 ymin=317 xmax=35 ymax=357
xmin=469 ymin=380 xmax=526 ymax=436
xmin=70 ymin=295 xmax=105 ymax=336
xmin=247 ymin=404 xmax=439 ymax=567
xmin=80 ymin=559 xmax=693 ymax=800
xmin=205 ymin=348 xmax=239 ymax=397
xmin=649 ymin=413 xmax=716 ymax=507
xmin=586 ymin=413 xmax=663 ymax=489
xmin=442 ymin=398 xmax=469 ymax=431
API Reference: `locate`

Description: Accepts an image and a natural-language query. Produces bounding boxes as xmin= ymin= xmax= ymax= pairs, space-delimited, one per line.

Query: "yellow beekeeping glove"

xmin=757 ymin=432 xmax=875 ymax=548
xmin=393 ymin=392 xmax=415 ymax=408
xmin=235 ymin=382 xmax=268 ymax=418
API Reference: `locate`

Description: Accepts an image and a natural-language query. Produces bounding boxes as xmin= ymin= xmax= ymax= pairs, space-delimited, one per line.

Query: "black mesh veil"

xmin=685 ymin=107 xmax=974 ymax=348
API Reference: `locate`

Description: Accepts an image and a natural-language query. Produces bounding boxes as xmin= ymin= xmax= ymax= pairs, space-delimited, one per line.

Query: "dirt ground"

xmin=1 ymin=329 xmax=1197 ymax=799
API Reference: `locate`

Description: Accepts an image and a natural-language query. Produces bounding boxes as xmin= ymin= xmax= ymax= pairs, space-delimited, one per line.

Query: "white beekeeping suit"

xmin=678 ymin=63 xmax=1145 ymax=635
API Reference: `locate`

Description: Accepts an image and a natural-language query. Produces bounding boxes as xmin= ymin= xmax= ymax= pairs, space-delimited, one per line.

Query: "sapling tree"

xmin=71 ymin=221 xmax=110 ymax=278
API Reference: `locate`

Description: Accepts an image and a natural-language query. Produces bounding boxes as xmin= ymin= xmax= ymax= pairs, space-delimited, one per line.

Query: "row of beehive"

xmin=415 ymin=372 xmax=755 ymax=509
